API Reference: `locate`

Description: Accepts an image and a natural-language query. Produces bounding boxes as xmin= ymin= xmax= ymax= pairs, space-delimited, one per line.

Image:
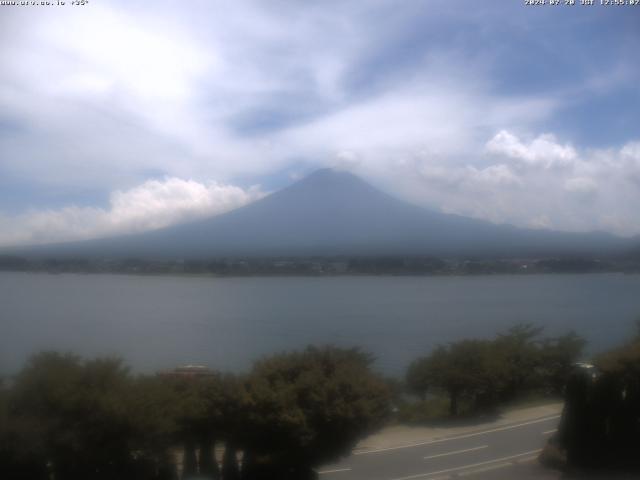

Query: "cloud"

xmin=376 ymin=131 xmax=640 ymax=235
xmin=0 ymin=1 xmax=639 ymax=244
xmin=0 ymin=178 xmax=264 ymax=247
xmin=469 ymin=164 xmax=522 ymax=187
xmin=485 ymin=130 xmax=577 ymax=169
xmin=529 ymin=215 xmax=552 ymax=230
xmin=564 ymin=177 xmax=598 ymax=196
xmin=0 ymin=0 xmax=563 ymax=190
xmin=417 ymin=163 xmax=521 ymax=191
xmin=621 ymin=142 xmax=640 ymax=161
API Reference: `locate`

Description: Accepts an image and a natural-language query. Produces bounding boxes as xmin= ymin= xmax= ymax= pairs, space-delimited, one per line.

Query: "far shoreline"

xmin=1 ymin=269 xmax=639 ymax=280
xmin=3 ymin=252 xmax=640 ymax=277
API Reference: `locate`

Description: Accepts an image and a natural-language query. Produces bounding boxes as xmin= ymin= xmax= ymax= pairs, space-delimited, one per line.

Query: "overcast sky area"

xmin=1 ymin=0 xmax=639 ymax=246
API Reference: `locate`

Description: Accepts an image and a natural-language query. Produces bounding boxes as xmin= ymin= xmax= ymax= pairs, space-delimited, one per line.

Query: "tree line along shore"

xmin=1 ymin=323 xmax=639 ymax=479
xmin=2 ymin=254 xmax=640 ymax=276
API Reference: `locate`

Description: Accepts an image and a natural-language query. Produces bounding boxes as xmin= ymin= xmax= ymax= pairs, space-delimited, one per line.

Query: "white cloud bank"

xmin=0 ymin=178 xmax=263 ymax=247
xmin=485 ymin=130 xmax=577 ymax=169
xmin=366 ymin=131 xmax=640 ymax=236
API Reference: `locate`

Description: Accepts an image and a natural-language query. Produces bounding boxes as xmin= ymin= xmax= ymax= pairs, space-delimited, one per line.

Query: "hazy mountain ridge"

xmin=4 ymin=169 xmax=635 ymax=259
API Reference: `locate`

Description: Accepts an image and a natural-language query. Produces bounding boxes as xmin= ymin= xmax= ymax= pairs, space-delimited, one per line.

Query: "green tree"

xmin=4 ymin=352 xmax=180 ymax=480
xmin=405 ymin=357 xmax=433 ymax=401
xmin=409 ymin=340 xmax=507 ymax=416
xmin=213 ymin=374 xmax=248 ymax=479
xmin=557 ymin=335 xmax=640 ymax=470
xmin=493 ymin=324 xmax=544 ymax=400
xmin=161 ymin=371 xmax=235 ymax=479
xmin=1 ymin=373 xmax=49 ymax=480
xmin=539 ymin=331 xmax=586 ymax=395
xmin=596 ymin=335 xmax=640 ymax=455
xmin=126 ymin=375 xmax=182 ymax=480
xmin=7 ymin=352 xmax=139 ymax=479
xmin=240 ymin=346 xmax=390 ymax=479
xmin=407 ymin=325 xmax=586 ymax=417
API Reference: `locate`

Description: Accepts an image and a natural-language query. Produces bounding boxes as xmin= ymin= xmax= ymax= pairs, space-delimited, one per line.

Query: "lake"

xmin=1 ymin=272 xmax=639 ymax=376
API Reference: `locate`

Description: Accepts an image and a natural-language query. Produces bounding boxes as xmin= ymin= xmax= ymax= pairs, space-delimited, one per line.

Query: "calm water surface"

xmin=1 ymin=272 xmax=639 ymax=376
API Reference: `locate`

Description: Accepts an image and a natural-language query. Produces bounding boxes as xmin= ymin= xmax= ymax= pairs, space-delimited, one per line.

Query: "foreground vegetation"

xmin=547 ymin=327 xmax=640 ymax=472
xmin=2 ymin=323 xmax=639 ymax=479
xmin=404 ymin=325 xmax=584 ymax=418
xmin=0 ymin=347 xmax=389 ymax=480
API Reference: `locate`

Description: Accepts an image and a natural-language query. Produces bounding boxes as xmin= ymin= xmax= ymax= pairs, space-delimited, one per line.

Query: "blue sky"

xmin=0 ymin=0 xmax=639 ymax=245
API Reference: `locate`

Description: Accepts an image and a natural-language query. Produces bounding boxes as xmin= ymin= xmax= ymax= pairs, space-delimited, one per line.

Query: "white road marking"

xmin=515 ymin=455 xmax=540 ymax=463
xmin=542 ymin=429 xmax=557 ymax=435
xmin=354 ymin=415 xmax=560 ymax=455
xmin=423 ymin=445 xmax=488 ymax=460
xmin=388 ymin=449 xmax=542 ymax=480
xmin=457 ymin=462 xmax=511 ymax=476
xmin=457 ymin=454 xmax=538 ymax=477
xmin=317 ymin=467 xmax=352 ymax=475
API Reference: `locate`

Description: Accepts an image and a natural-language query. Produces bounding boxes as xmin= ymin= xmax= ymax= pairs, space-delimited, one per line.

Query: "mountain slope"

xmin=8 ymin=169 xmax=633 ymax=259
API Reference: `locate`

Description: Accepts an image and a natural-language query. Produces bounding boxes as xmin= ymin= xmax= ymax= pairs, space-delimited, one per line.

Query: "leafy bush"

xmin=406 ymin=324 xmax=585 ymax=417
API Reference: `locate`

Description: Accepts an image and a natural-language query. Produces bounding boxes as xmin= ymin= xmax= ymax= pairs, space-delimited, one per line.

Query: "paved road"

xmin=318 ymin=415 xmax=561 ymax=480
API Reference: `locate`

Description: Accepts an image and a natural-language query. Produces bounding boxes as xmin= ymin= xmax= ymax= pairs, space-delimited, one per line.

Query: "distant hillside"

xmin=5 ymin=169 xmax=635 ymax=259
